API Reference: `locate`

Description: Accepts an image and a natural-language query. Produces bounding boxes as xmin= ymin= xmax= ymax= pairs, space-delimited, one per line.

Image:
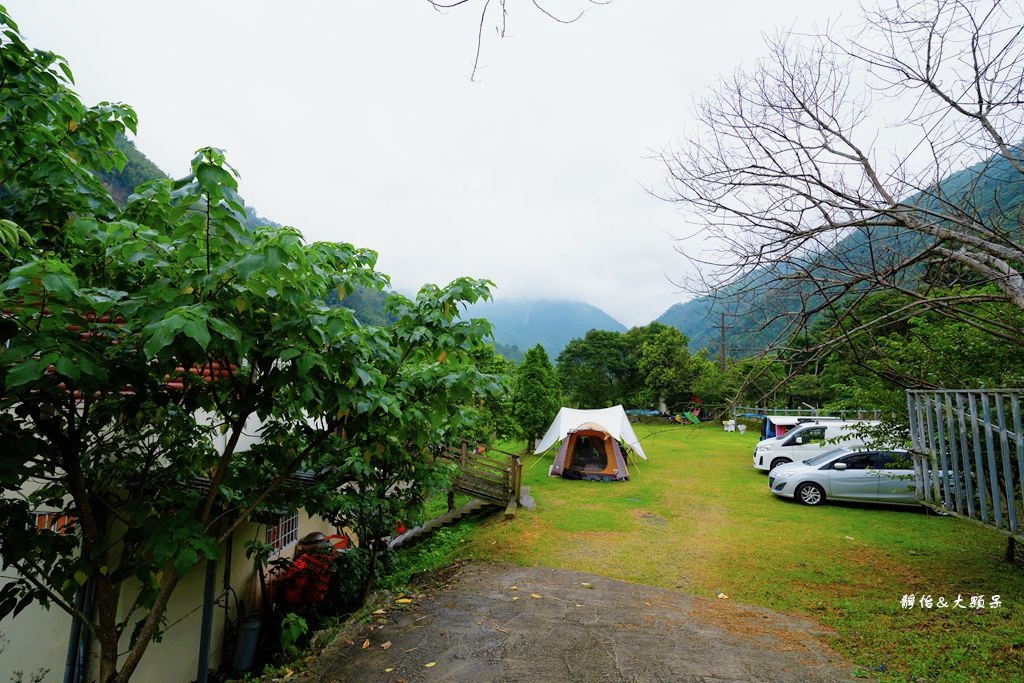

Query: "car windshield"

xmin=803 ymin=450 xmax=844 ymax=466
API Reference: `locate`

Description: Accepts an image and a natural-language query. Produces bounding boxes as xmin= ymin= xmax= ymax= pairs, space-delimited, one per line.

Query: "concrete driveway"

xmin=301 ymin=562 xmax=863 ymax=682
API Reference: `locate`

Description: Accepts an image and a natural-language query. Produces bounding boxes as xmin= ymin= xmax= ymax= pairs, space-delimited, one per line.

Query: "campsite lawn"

xmin=454 ymin=422 xmax=1024 ymax=682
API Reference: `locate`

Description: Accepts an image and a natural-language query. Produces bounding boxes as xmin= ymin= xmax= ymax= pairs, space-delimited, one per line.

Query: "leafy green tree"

xmin=311 ymin=279 xmax=499 ymax=603
xmin=556 ymin=330 xmax=630 ymax=408
xmin=511 ymin=344 xmax=562 ymax=448
xmin=0 ymin=12 xmax=497 ymax=681
xmin=688 ymin=352 xmax=788 ymax=414
xmin=623 ymin=323 xmax=693 ymax=411
xmin=466 ymin=349 xmax=516 ymax=444
xmin=817 ymin=290 xmax=1024 ymax=410
xmin=689 ymin=352 xmax=729 ymax=411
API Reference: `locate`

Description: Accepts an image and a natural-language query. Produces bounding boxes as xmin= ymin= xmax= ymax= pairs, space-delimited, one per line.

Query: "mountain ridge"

xmin=656 ymin=150 xmax=1024 ymax=355
xmin=465 ymin=298 xmax=626 ymax=360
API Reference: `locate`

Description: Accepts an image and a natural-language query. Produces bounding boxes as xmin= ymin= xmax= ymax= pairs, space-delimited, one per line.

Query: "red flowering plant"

xmin=268 ymin=547 xmax=336 ymax=611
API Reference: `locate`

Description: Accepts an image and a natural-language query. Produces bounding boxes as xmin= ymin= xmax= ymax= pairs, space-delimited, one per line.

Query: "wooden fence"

xmin=907 ymin=389 xmax=1024 ymax=542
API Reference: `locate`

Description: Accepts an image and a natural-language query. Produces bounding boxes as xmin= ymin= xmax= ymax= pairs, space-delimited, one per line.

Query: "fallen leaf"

xmin=382 ymin=641 xmax=393 ymax=650
xmin=384 ymin=668 xmax=394 ymax=673
xmin=512 ymin=596 xmax=520 ymax=602
xmin=531 ymin=594 xmax=542 ymax=599
xmin=643 ymin=601 xmax=651 ymax=607
xmin=362 ymin=639 xmax=371 ymax=649
xmin=508 ymin=586 xmax=519 ymax=591
xmin=395 ymin=598 xmax=414 ymax=604
xmin=717 ymin=592 xmax=730 ymax=600
xmin=425 ymin=662 xmax=437 ymax=668
xmin=581 ymin=582 xmax=593 ymax=589
xmin=373 ymin=608 xmax=386 ymax=615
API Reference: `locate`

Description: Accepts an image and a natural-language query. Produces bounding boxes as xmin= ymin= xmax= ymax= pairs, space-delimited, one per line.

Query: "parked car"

xmin=768 ymin=448 xmax=917 ymax=506
xmin=752 ymin=420 xmax=878 ymax=472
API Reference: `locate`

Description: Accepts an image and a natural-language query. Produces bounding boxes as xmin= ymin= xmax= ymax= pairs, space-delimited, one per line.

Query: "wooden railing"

xmin=438 ymin=442 xmax=522 ymax=507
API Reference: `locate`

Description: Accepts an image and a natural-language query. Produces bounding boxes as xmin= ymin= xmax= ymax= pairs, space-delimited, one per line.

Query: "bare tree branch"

xmin=659 ymin=0 xmax=1024 ymax=365
xmin=427 ymin=0 xmax=609 ymax=81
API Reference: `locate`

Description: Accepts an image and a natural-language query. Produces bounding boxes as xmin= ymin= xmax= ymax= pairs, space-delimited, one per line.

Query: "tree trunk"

xmin=94 ymin=574 xmax=122 ymax=683
xmin=108 ymin=571 xmax=184 ymax=683
xmin=359 ymin=539 xmax=380 ymax=606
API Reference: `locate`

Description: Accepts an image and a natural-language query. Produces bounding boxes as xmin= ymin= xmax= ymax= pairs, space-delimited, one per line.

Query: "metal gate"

xmin=907 ymin=389 xmax=1024 ymax=541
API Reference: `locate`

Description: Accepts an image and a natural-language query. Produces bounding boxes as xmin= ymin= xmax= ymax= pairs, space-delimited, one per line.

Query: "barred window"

xmin=266 ymin=512 xmax=299 ymax=552
xmin=32 ymin=511 xmax=75 ymax=534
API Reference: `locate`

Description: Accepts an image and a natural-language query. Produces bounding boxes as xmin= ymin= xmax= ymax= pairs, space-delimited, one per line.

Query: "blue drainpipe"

xmin=63 ymin=578 xmax=94 ymax=683
xmin=62 ymin=584 xmax=86 ymax=683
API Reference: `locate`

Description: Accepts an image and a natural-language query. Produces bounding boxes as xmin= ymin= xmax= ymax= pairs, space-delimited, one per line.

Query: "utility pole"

xmin=719 ymin=311 xmax=727 ymax=371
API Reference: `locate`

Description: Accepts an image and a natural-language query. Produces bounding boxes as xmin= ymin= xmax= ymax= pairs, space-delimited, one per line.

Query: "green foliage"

xmin=781 ymin=289 xmax=1024 ymax=414
xmin=96 ymin=135 xmax=167 ymax=203
xmin=0 ymin=10 xmax=136 ymax=232
xmin=493 ymin=341 xmax=525 ymax=364
xmin=464 ymin=349 xmax=516 ymax=444
xmin=326 ymin=282 xmax=395 ymax=326
xmin=0 ymin=11 xmax=499 ymax=682
xmin=685 ymin=351 xmax=787 ymax=413
xmin=554 ymin=323 xmax=698 ymax=412
xmin=623 ymin=323 xmax=692 ymax=410
xmin=310 ymin=277 xmax=501 ymax=601
xmin=511 ymin=344 xmax=562 ymax=445
xmin=279 ymin=612 xmax=309 ymax=660
xmin=556 ymin=329 xmax=631 ymax=407
xmin=326 ymin=548 xmax=371 ymax=613
xmin=375 ymin=524 xmax=477 ymax=593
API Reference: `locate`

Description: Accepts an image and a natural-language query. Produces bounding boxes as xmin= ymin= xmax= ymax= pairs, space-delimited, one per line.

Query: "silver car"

xmin=768 ymin=448 xmax=917 ymax=506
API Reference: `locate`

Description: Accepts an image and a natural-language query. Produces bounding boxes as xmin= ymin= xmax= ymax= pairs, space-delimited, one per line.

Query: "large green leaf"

xmin=5 ymin=359 xmax=43 ymax=389
xmin=180 ymin=318 xmax=211 ymax=351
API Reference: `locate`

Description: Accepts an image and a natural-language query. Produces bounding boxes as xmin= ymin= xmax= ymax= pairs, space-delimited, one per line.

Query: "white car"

xmin=768 ymin=448 xmax=917 ymax=506
xmin=752 ymin=420 xmax=878 ymax=472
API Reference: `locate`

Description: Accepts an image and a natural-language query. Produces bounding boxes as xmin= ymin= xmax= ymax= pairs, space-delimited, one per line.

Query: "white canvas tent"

xmin=534 ymin=406 xmax=647 ymax=460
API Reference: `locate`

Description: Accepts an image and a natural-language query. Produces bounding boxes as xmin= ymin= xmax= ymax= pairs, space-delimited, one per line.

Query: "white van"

xmin=751 ymin=415 xmax=850 ymax=453
xmin=752 ymin=420 xmax=878 ymax=472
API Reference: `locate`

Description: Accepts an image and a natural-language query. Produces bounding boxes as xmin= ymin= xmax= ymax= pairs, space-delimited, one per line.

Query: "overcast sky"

xmin=7 ymin=0 xmax=864 ymax=327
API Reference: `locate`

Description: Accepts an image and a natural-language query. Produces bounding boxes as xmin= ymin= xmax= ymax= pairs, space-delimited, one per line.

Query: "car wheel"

xmin=796 ymin=483 xmax=826 ymax=506
xmin=770 ymin=457 xmax=791 ymax=471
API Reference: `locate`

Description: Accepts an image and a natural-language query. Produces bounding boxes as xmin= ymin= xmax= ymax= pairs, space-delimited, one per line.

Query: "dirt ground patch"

xmin=301 ymin=562 xmax=864 ymax=682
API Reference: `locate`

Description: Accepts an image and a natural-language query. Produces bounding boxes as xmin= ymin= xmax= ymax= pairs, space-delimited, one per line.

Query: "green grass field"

xmin=440 ymin=422 xmax=1024 ymax=681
